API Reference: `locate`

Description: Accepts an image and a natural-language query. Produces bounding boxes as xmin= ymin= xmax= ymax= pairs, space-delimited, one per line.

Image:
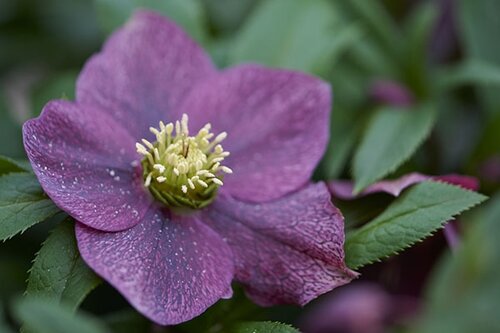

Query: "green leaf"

xmin=345 ymin=181 xmax=487 ymax=270
xmin=202 ymin=0 xmax=257 ymax=34
xmin=413 ymin=193 xmax=500 ymax=333
xmin=458 ymin=0 xmax=500 ymax=114
xmin=177 ymin=285 xmax=261 ymax=333
xmin=315 ymin=65 xmax=368 ymax=180
xmin=335 ymin=194 xmax=395 ymax=230
xmin=0 ymin=173 xmax=60 ymax=241
xmin=352 ymin=104 xmax=436 ymax=193
xmin=436 ymin=60 xmax=500 ymax=92
xmin=0 ymin=155 xmax=30 ymax=176
xmin=13 ymin=297 xmax=108 ymax=333
xmin=0 ymin=304 xmax=14 ymax=333
xmin=32 ymin=71 xmax=78 ymax=116
xmin=104 ymin=310 xmax=150 ymax=333
xmin=94 ymin=0 xmax=207 ymax=42
xmin=236 ymin=321 xmax=301 ymax=333
xmin=468 ymin=113 xmax=500 ymax=190
xmin=317 ymin=121 xmax=359 ymax=180
xmin=26 ymin=220 xmax=101 ymax=310
xmin=342 ymin=0 xmax=399 ymax=54
xmin=0 ymin=97 xmax=24 ymax=158
xmin=229 ymin=0 xmax=360 ymax=74
xmin=402 ymin=2 xmax=437 ymax=97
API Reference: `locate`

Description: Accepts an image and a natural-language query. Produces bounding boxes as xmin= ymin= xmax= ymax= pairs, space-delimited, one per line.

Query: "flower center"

xmin=136 ymin=114 xmax=232 ymax=209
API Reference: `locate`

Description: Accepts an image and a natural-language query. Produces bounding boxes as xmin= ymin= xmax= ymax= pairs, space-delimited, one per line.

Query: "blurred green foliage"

xmin=414 ymin=194 xmax=500 ymax=333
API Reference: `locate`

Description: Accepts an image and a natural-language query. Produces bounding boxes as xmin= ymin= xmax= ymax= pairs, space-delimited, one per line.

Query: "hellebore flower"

xmin=23 ymin=11 xmax=356 ymax=325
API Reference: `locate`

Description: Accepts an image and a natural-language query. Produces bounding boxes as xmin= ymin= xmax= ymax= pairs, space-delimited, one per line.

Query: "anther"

xmin=154 ymin=148 xmax=161 ymax=161
xmin=165 ymin=123 xmax=174 ymax=135
xmin=142 ymin=139 xmax=154 ymax=150
xmin=144 ymin=173 xmax=152 ymax=187
xmin=197 ymin=179 xmax=208 ymax=188
xmin=154 ymin=164 xmax=166 ymax=173
xmin=221 ymin=166 xmax=233 ymax=174
xmin=136 ymin=143 xmax=148 ymax=155
xmin=211 ymin=178 xmax=223 ymax=186
xmin=214 ymin=132 xmax=227 ymax=143
xmin=181 ymin=114 xmax=189 ymax=135
xmin=136 ymin=113 xmax=232 ymax=209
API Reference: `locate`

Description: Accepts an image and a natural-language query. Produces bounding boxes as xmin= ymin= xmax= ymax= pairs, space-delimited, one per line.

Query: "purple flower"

xmin=23 ymin=11 xmax=356 ymax=325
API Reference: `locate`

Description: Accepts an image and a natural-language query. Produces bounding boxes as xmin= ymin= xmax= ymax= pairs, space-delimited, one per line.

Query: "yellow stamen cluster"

xmin=135 ymin=114 xmax=232 ymax=209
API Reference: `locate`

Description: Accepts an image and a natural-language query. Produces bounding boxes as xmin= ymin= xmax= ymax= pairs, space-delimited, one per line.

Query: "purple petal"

xmin=178 ymin=64 xmax=331 ymax=203
xmin=328 ymin=172 xmax=479 ymax=199
xmin=23 ymin=100 xmax=151 ymax=231
xmin=75 ymin=208 xmax=234 ymax=325
xmin=435 ymin=174 xmax=479 ymax=191
xmin=443 ymin=222 xmax=460 ymax=251
xmin=201 ymin=182 xmax=357 ymax=306
xmin=76 ymin=10 xmax=215 ymax=140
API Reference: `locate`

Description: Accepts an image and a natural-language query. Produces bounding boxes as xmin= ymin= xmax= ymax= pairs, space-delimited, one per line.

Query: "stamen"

xmin=144 ymin=173 xmax=152 ymax=187
xmin=175 ymin=121 xmax=181 ymax=136
xmin=214 ymin=145 xmax=223 ymax=153
xmin=181 ymin=114 xmax=189 ymax=135
xmin=136 ymin=113 xmax=232 ymax=209
xmin=211 ymin=162 xmax=220 ymax=171
xmin=214 ymin=132 xmax=227 ymax=143
xmin=142 ymin=139 xmax=154 ymax=150
xmin=154 ymin=164 xmax=165 ymax=173
xmin=178 ymin=162 xmax=188 ymax=174
xmin=150 ymin=127 xmax=161 ymax=138
xmin=211 ymin=178 xmax=223 ymax=186
xmin=154 ymin=148 xmax=161 ymax=161
xmin=197 ymin=179 xmax=208 ymax=188
xmin=136 ymin=143 xmax=148 ymax=155
xmin=221 ymin=166 xmax=233 ymax=174
xmin=211 ymin=157 xmax=225 ymax=163
xmin=165 ymin=123 xmax=174 ymax=134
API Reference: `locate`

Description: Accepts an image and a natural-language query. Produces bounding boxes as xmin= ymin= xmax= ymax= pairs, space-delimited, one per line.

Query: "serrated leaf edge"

xmin=0 ymin=173 xmax=60 ymax=242
xmin=346 ymin=182 xmax=487 ymax=270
